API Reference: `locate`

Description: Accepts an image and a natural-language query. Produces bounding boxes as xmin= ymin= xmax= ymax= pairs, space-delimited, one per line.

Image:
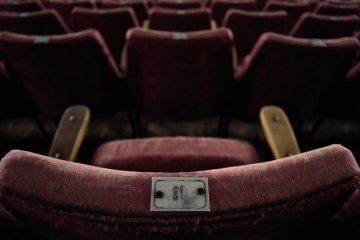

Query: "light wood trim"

xmin=143 ymin=20 xmax=149 ymax=29
xmin=211 ymin=20 xmax=217 ymax=30
xmin=49 ymin=105 xmax=90 ymax=162
xmin=260 ymin=106 xmax=300 ymax=159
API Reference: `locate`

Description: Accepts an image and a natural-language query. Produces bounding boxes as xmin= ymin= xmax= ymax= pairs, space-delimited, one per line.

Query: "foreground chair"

xmin=148 ymin=8 xmax=212 ymax=31
xmin=72 ymin=7 xmax=139 ymax=64
xmin=0 ymin=30 xmax=131 ymax=122
xmin=222 ymin=9 xmax=288 ymax=60
xmin=0 ymin=137 xmax=359 ymax=238
xmin=124 ymin=28 xmax=234 ymax=134
xmin=0 ymin=9 xmax=70 ymax=35
xmin=230 ymin=33 xmax=358 ymax=125
xmin=290 ymin=13 xmax=359 ymax=38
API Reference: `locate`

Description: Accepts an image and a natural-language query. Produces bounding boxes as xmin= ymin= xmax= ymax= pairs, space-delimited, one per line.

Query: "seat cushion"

xmin=92 ymin=137 xmax=259 ymax=172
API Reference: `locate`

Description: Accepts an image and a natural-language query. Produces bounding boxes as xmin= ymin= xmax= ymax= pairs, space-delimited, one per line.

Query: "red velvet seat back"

xmin=101 ymin=0 xmax=149 ymax=25
xmin=125 ymin=28 xmax=234 ymax=120
xmin=264 ymin=1 xmax=310 ymax=31
xmin=149 ymin=8 xmax=211 ymax=31
xmin=223 ymin=9 xmax=288 ymax=60
xmin=211 ymin=0 xmax=256 ymax=25
xmin=0 ymin=145 xmax=359 ymax=238
xmin=72 ymin=7 xmax=139 ymax=64
xmin=0 ymin=10 xmax=69 ymax=35
xmin=48 ymin=0 xmax=94 ymax=29
xmin=0 ymin=0 xmax=44 ymax=12
xmin=315 ymin=2 xmax=360 ymax=17
xmin=291 ymin=13 xmax=359 ymax=38
xmin=233 ymin=33 xmax=359 ymax=121
xmin=0 ymin=30 xmax=130 ymax=118
xmin=156 ymin=0 xmax=203 ymax=9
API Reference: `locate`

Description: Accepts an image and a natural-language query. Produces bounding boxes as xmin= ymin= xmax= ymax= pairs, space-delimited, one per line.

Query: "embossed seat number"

xmin=150 ymin=177 xmax=210 ymax=211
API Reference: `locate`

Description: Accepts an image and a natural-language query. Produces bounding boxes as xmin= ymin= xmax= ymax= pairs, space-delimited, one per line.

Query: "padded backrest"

xmin=0 ymin=9 xmax=69 ymax=35
xmin=0 ymin=30 xmax=129 ymax=118
xmin=233 ymin=32 xmax=359 ymax=121
xmin=72 ymin=7 xmax=139 ymax=63
xmin=156 ymin=0 xmax=203 ymax=9
xmin=0 ymin=0 xmax=44 ymax=12
xmin=291 ymin=13 xmax=360 ymax=38
xmin=315 ymin=2 xmax=360 ymax=17
xmin=101 ymin=0 xmax=148 ymax=25
xmin=48 ymin=0 xmax=94 ymax=28
xmin=264 ymin=1 xmax=310 ymax=31
xmin=149 ymin=8 xmax=211 ymax=31
xmin=125 ymin=28 xmax=234 ymax=120
xmin=211 ymin=0 xmax=256 ymax=25
xmin=222 ymin=9 xmax=288 ymax=60
xmin=0 ymin=145 xmax=359 ymax=238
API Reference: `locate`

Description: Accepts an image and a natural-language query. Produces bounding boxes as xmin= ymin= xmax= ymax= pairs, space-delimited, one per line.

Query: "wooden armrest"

xmin=260 ymin=106 xmax=300 ymax=159
xmin=143 ymin=20 xmax=149 ymax=29
xmin=49 ymin=105 xmax=90 ymax=162
xmin=211 ymin=20 xmax=217 ymax=30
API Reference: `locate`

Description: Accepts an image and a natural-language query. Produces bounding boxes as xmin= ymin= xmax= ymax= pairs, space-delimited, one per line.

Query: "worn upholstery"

xmin=125 ymin=28 xmax=234 ymax=120
xmin=0 ymin=9 xmax=69 ymax=35
xmin=92 ymin=137 xmax=260 ymax=171
xmin=211 ymin=0 xmax=256 ymax=25
xmin=291 ymin=13 xmax=359 ymax=38
xmin=0 ymin=30 xmax=130 ymax=118
xmin=101 ymin=0 xmax=148 ymax=25
xmin=156 ymin=0 xmax=203 ymax=9
xmin=0 ymin=145 xmax=359 ymax=239
xmin=222 ymin=9 xmax=288 ymax=60
xmin=232 ymin=33 xmax=359 ymax=121
xmin=264 ymin=1 xmax=310 ymax=31
xmin=72 ymin=7 xmax=139 ymax=64
xmin=148 ymin=8 xmax=211 ymax=31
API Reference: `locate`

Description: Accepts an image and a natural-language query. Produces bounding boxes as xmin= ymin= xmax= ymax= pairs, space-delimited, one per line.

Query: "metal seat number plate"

xmin=150 ymin=177 xmax=210 ymax=211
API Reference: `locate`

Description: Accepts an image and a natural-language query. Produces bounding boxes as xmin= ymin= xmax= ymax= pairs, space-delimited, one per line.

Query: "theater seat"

xmin=315 ymin=2 xmax=360 ymax=17
xmin=156 ymin=0 xmax=203 ymax=9
xmin=290 ymin=13 xmax=359 ymax=39
xmin=211 ymin=0 xmax=256 ymax=25
xmin=0 ymin=0 xmax=44 ymax=12
xmin=0 ymin=143 xmax=359 ymax=238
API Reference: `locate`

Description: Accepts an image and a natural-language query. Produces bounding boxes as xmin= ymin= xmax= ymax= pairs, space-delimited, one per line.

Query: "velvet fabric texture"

xmin=211 ymin=0 xmax=256 ymax=25
xmin=0 ymin=0 xmax=44 ymax=13
xmin=263 ymin=1 xmax=310 ymax=31
xmin=92 ymin=137 xmax=259 ymax=171
xmin=101 ymin=0 xmax=149 ymax=25
xmin=156 ymin=0 xmax=203 ymax=10
xmin=290 ymin=13 xmax=359 ymax=39
xmin=0 ymin=145 xmax=359 ymax=239
xmin=72 ymin=7 xmax=139 ymax=64
xmin=0 ymin=30 xmax=130 ymax=118
xmin=222 ymin=9 xmax=288 ymax=60
xmin=315 ymin=3 xmax=360 ymax=17
xmin=232 ymin=33 xmax=359 ymax=121
xmin=0 ymin=10 xmax=70 ymax=35
xmin=125 ymin=28 xmax=234 ymax=120
xmin=149 ymin=8 xmax=211 ymax=32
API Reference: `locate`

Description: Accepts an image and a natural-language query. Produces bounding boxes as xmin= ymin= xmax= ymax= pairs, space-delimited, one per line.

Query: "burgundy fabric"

xmin=232 ymin=33 xmax=359 ymax=121
xmin=315 ymin=2 xmax=360 ymax=17
xmin=125 ymin=28 xmax=234 ymax=120
xmin=48 ymin=0 xmax=95 ymax=29
xmin=0 ymin=10 xmax=70 ymax=35
xmin=222 ymin=9 xmax=288 ymax=60
xmin=156 ymin=0 xmax=203 ymax=9
xmin=92 ymin=137 xmax=260 ymax=171
xmin=0 ymin=30 xmax=130 ymax=118
xmin=290 ymin=13 xmax=359 ymax=38
xmin=148 ymin=8 xmax=211 ymax=31
xmin=0 ymin=145 xmax=359 ymax=238
xmin=0 ymin=0 xmax=44 ymax=12
xmin=264 ymin=1 xmax=310 ymax=31
xmin=211 ymin=0 xmax=256 ymax=25
xmin=101 ymin=0 xmax=149 ymax=25
xmin=72 ymin=7 xmax=139 ymax=64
